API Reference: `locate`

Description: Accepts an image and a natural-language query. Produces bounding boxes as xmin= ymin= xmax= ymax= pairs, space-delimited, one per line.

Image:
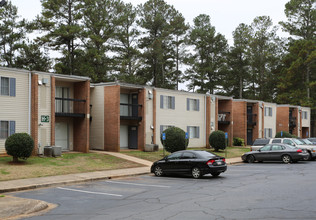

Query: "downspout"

xmin=28 ymin=71 xmax=31 ymax=135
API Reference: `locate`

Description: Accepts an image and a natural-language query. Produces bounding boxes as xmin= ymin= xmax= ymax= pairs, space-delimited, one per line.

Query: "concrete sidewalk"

xmin=0 ymin=152 xmax=242 ymax=219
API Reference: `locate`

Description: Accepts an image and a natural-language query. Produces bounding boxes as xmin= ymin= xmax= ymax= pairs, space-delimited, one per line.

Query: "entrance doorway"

xmin=55 ymin=122 xmax=69 ymax=150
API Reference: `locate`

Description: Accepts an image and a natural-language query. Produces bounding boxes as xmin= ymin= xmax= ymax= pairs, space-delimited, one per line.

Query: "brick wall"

xmin=73 ymin=80 xmax=90 ymax=153
xmin=138 ymin=88 xmax=146 ymax=151
xmin=276 ymin=106 xmax=289 ymax=133
xmin=252 ymin=103 xmax=259 ymax=142
xmin=206 ymin=96 xmax=211 ymax=148
xmin=233 ymin=101 xmax=246 ymax=142
xmin=31 ymin=74 xmax=38 ymax=155
xmin=104 ymin=85 xmax=120 ymax=152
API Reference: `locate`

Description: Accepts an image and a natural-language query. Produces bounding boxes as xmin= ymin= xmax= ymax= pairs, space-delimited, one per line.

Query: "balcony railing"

xmin=218 ymin=112 xmax=230 ymax=124
xmin=289 ymin=117 xmax=296 ymax=127
xmin=55 ymin=97 xmax=86 ymax=117
xmin=120 ymin=103 xmax=142 ymax=121
xmin=247 ymin=114 xmax=257 ymax=126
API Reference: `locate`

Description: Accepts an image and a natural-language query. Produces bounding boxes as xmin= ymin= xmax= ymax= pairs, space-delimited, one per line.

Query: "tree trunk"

xmin=12 ymin=156 xmax=18 ymax=163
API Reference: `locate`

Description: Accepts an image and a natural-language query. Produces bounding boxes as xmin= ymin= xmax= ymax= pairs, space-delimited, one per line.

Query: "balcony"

xmin=55 ymin=97 xmax=86 ymax=118
xmin=289 ymin=117 xmax=296 ymax=128
xmin=120 ymin=103 xmax=142 ymax=121
xmin=247 ymin=114 xmax=257 ymax=126
xmin=218 ymin=112 xmax=230 ymax=125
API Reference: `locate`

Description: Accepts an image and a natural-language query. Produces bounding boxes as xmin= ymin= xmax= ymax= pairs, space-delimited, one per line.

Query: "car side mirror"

xmin=258 ymin=149 xmax=261 ymax=152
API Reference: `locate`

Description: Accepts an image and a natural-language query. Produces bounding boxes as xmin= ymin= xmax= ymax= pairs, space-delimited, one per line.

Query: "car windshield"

xmin=293 ymin=139 xmax=305 ymax=145
xmin=303 ymin=139 xmax=313 ymax=144
xmin=196 ymin=151 xmax=216 ymax=158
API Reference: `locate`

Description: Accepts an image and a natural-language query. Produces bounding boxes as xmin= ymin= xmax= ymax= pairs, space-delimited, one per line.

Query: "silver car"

xmin=242 ymin=143 xmax=310 ymax=163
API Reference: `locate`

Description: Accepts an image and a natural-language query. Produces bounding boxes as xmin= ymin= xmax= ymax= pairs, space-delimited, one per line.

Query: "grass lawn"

xmin=122 ymin=146 xmax=250 ymax=162
xmin=0 ymin=153 xmax=143 ymax=181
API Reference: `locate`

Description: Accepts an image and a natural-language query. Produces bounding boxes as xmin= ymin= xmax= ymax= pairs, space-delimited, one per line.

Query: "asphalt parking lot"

xmin=9 ymin=161 xmax=316 ymax=220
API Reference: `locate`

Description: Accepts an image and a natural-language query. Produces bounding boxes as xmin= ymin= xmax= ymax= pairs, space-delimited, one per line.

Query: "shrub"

xmin=209 ymin=130 xmax=226 ymax=151
xmin=233 ymin=137 xmax=245 ymax=146
xmin=5 ymin=133 xmax=34 ymax=162
xmin=160 ymin=127 xmax=189 ymax=153
xmin=275 ymin=131 xmax=293 ymax=138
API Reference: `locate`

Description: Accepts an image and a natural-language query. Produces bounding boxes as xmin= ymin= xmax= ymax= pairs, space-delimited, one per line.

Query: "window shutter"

xmin=187 ymin=126 xmax=190 ymax=137
xmin=197 ymin=127 xmax=200 ymax=138
xmin=187 ymin=98 xmax=190 ymax=111
xmin=160 ymin=95 xmax=164 ymax=109
xmin=172 ymin=96 xmax=175 ymax=109
xmin=269 ymin=129 xmax=272 ymax=138
xmin=9 ymin=121 xmax=15 ymax=136
xmin=269 ymin=108 xmax=272 ymax=116
xmin=197 ymin=99 xmax=200 ymax=111
xmin=10 ymin=78 xmax=16 ymax=97
xmin=160 ymin=125 xmax=163 ymax=134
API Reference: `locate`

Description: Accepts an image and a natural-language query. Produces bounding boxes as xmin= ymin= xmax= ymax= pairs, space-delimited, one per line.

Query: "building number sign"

xmin=41 ymin=115 xmax=49 ymax=123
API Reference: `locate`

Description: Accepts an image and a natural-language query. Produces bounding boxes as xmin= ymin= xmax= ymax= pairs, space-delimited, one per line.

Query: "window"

xmin=0 ymin=77 xmax=15 ymax=96
xmin=264 ymin=107 xmax=272 ymax=116
xmin=271 ymin=145 xmax=284 ymax=151
xmin=187 ymin=126 xmax=200 ymax=139
xmin=302 ymin=111 xmax=308 ymax=119
xmin=181 ymin=152 xmax=196 ymax=159
xmin=260 ymin=145 xmax=271 ymax=151
xmin=283 ymin=139 xmax=295 ymax=146
xmin=160 ymin=125 xmax=174 ymax=134
xmin=0 ymin=120 xmax=15 ymax=139
xmin=264 ymin=128 xmax=272 ymax=138
xmin=160 ymin=95 xmax=175 ymax=109
xmin=55 ymin=87 xmax=70 ymax=113
xmin=187 ymin=98 xmax=199 ymax=111
xmin=272 ymin=139 xmax=281 ymax=143
xmin=167 ymin=152 xmax=182 ymax=160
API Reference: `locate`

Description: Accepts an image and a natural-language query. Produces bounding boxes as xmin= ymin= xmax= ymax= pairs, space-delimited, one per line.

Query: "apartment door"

xmin=247 ymin=129 xmax=253 ymax=145
xmin=120 ymin=125 xmax=128 ymax=149
xmin=128 ymin=126 xmax=138 ymax=149
xmin=55 ymin=122 xmax=69 ymax=150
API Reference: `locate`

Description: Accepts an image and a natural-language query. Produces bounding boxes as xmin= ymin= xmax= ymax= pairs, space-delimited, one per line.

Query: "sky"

xmin=11 ymin=0 xmax=290 ymax=45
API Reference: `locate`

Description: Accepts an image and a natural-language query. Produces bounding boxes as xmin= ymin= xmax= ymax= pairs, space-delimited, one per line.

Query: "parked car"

xmin=242 ymin=143 xmax=310 ymax=163
xmin=300 ymin=139 xmax=314 ymax=145
xmin=251 ymin=138 xmax=316 ymax=160
xmin=151 ymin=150 xmax=227 ymax=179
xmin=307 ymin=138 xmax=316 ymax=145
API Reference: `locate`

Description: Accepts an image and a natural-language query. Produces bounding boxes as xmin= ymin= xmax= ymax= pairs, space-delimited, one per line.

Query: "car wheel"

xmin=154 ymin=166 xmax=163 ymax=177
xmin=304 ymin=153 xmax=311 ymax=161
xmin=192 ymin=167 xmax=202 ymax=179
xmin=247 ymin=155 xmax=255 ymax=163
xmin=211 ymin=172 xmax=220 ymax=177
xmin=309 ymin=153 xmax=314 ymax=161
xmin=282 ymin=155 xmax=291 ymax=164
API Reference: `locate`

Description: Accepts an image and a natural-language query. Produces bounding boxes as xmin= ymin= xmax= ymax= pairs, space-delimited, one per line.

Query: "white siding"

xmin=263 ymin=103 xmax=277 ymax=138
xmin=0 ymin=69 xmax=30 ymax=154
xmin=89 ymin=86 xmax=105 ymax=150
xmin=37 ymin=74 xmax=51 ymax=152
xmin=156 ymin=89 xmax=206 ymax=148
xmin=210 ymin=96 xmax=216 ymax=133
xmin=145 ymin=88 xmax=154 ymax=145
xmin=301 ymin=107 xmax=310 ymax=128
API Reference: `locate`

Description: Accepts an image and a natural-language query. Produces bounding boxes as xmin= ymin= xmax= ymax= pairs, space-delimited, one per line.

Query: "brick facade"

xmin=233 ymin=101 xmax=246 ymax=142
xmin=104 ymin=85 xmax=120 ymax=151
xmin=31 ymin=74 xmax=39 ymax=155
xmin=73 ymin=81 xmax=90 ymax=153
xmin=217 ymin=99 xmax=233 ymax=146
xmin=138 ymin=88 xmax=146 ymax=151
xmin=276 ymin=106 xmax=289 ymax=133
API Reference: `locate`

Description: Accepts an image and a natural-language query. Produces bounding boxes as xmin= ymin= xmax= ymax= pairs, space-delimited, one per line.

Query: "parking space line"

xmin=105 ymin=180 xmax=171 ymax=188
xmin=57 ymin=187 xmax=123 ymax=197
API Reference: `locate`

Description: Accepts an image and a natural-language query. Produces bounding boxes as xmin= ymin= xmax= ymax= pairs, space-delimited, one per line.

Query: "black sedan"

xmin=151 ymin=150 xmax=227 ymax=178
xmin=241 ymin=143 xmax=309 ymax=163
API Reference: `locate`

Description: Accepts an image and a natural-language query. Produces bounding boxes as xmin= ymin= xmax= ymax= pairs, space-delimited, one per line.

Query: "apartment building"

xmin=233 ymin=99 xmax=264 ymax=145
xmin=89 ymin=83 xmax=229 ymax=151
xmin=277 ymin=105 xmax=311 ymax=138
xmin=0 ymin=67 xmax=90 ymax=155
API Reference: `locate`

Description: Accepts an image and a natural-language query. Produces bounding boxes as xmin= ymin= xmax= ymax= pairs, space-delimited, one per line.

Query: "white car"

xmin=251 ymin=138 xmax=316 ymax=160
